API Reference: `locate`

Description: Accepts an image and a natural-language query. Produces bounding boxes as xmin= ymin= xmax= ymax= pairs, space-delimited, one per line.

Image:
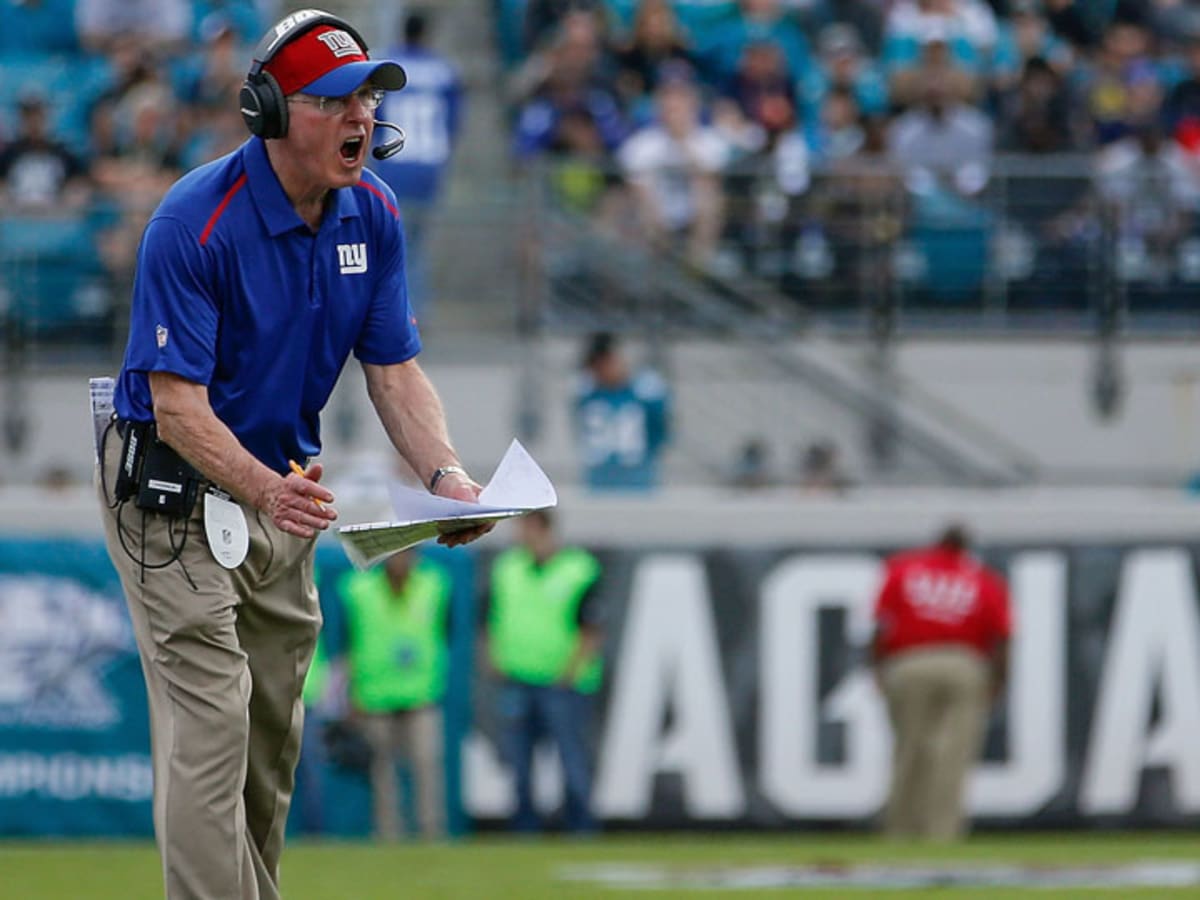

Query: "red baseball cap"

xmin=265 ymin=24 xmax=406 ymax=97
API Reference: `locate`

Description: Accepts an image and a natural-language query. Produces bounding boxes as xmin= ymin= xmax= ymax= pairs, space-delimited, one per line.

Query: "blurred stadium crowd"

xmin=500 ymin=0 xmax=1200 ymax=312
xmin=7 ymin=0 xmax=1200 ymax=345
xmin=0 ymin=0 xmax=281 ymax=342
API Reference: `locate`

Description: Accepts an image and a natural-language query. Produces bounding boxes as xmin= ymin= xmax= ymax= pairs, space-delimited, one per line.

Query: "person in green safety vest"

xmin=484 ymin=508 xmax=603 ymax=832
xmin=337 ymin=549 xmax=453 ymax=840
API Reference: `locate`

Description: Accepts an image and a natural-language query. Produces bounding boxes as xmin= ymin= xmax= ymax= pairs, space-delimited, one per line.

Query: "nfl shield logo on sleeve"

xmin=156 ymin=324 xmax=169 ymax=349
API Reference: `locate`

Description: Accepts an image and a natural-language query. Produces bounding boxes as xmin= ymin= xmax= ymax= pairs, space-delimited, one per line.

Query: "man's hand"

xmin=264 ymin=462 xmax=338 ymax=538
xmin=433 ymin=470 xmax=496 ymax=547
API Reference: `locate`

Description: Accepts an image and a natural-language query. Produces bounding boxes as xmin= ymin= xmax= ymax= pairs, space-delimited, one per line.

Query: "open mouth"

xmin=340 ymin=136 xmax=364 ymax=163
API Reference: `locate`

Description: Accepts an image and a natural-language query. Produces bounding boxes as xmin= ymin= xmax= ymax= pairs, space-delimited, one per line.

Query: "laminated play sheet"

xmin=337 ymin=439 xmax=556 ymax=569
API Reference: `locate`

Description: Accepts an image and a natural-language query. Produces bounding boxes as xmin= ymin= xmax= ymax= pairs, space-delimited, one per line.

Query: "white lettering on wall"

xmin=0 ymin=753 xmax=151 ymax=801
xmin=1080 ymin=548 xmax=1200 ymax=814
xmin=758 ymin=555 xmax=890 ymax=817
xmin=969 ymin=552 xmax=1067 ymax=815
xmin=459 ymin=545 xmax=1200 ymax=825
xmin=593 ymin=555 xmax=745 ymax=818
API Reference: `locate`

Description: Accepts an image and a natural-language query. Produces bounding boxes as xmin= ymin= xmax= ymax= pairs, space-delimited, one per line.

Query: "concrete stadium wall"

xmin=7 ymin=335 xmax=1199 ymax=493
xmin=7 ymin=481 xmax=1200 ymax=548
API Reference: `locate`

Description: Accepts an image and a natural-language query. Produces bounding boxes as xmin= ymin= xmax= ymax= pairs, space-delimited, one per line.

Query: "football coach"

xmin=95 ymin=9 xmax=491 ymax=898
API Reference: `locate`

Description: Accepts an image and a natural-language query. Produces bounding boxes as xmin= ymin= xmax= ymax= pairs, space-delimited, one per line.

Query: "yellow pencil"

xmin=288 ymin=459 xmax=323 ymax=508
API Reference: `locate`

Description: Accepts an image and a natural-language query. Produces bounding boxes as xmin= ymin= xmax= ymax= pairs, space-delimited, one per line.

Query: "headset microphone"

xmin=372 ymin=120 xmax=406 ymax=160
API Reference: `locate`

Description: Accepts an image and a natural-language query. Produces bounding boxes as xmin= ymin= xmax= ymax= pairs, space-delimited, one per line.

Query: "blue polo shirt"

xmin=113 ymin=137 xmax=421 ymax=474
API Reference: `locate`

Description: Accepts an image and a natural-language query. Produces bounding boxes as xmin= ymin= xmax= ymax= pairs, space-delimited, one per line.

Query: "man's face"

xmin=281 ymin=85 xmax=378 ymax=190
xmin=518 ymin=515 xmax=554 ymax=556
xmin=591 ymin=350 xmax=628 ymax=387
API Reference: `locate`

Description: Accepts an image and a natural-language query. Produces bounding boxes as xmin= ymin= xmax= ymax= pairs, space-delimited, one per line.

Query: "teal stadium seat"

xmin=0 ymin=0 xmax=79 ymax=54
xmin=0 ymin=215 xmax=112 ymax=338
xmin=908 ymin=188 xmax=993 ymax=305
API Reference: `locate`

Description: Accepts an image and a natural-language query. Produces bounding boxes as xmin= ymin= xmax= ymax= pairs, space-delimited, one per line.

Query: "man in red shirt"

xmin=871 ymin=523 xmax=1012 ymax=840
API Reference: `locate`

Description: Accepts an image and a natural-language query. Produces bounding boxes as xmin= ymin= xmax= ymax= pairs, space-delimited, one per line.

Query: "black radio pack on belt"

xmin=114 ymin=420 xmax=200 ymax=518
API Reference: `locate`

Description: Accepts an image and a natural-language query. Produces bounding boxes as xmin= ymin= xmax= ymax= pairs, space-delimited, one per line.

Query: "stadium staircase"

xmin=515 ymin=190 xmax=1040 ymax=486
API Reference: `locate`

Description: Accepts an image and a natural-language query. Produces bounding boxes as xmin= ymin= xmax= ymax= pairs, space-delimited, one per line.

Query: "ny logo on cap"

xmin=317 ymin=29 xmax=361 ymax=58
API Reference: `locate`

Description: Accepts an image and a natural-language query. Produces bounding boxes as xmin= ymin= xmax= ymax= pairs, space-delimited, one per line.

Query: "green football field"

xmin=2 ymin=832 xmax=1197 ymax=899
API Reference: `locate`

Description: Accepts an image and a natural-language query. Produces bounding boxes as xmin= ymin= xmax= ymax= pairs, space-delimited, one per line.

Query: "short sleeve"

xmin=874 ymin=561 xmax=901 ymax=620
xmin=353 ymin=204 xmax=421 ymax=365
xmin=123 ymin=216 xmax=219 ymax=384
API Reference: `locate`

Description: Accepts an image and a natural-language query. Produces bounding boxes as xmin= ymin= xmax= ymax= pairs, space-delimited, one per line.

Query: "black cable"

xmin=99 ymin=418 xmax=121 ymax=510
xmin=166 ymin=512 xmax=199 ymax=591
xmin=115 ymin=498 xmax=191 ymax=579
xmin=105 ymin=416 xmax=201 ymax=586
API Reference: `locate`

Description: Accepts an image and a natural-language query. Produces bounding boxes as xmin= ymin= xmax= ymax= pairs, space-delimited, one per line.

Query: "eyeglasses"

xmin=288 ymin=85 xmax=385 ymax=116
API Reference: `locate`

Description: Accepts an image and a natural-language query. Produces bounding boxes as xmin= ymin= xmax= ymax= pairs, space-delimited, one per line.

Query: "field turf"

xmin=1 ymin=831 xmax=1196 ymax=899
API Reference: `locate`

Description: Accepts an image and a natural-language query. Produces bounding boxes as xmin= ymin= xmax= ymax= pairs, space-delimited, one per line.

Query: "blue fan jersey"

xmin=369 ymin=46 xmax=463 ymax=204
xmin=114 ymin=137 xmax=420 ymax=474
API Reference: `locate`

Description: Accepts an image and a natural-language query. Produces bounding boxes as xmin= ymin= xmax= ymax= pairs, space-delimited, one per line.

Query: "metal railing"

xmin=3 ymin=153 xmax=1194 ymax=487
xmin=5 ymin=152 xmax=1194 ymax=362
xmin=515 ymin=153 xmax=1200 ymax=487
xmin=522 ymin=153 xmax=1200 ymax=337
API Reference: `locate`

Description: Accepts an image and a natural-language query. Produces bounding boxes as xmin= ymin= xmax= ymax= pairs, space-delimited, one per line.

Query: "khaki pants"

xmin=361 ymin=705 xmax=445 ymax=840
xmin=97 ymin=425 xmax=320 ymax=900
xmin=880 ymin=645 xmax=990 ymax=841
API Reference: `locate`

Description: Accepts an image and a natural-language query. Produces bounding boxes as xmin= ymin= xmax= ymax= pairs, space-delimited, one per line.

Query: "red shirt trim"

xmin=355 ymin=181 xmax=399 ymax=219
xmin=200 ymin=173 xmax=249 ymax=246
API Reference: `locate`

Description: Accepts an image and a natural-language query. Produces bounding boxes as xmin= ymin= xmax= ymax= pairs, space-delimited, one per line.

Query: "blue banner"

xmin=0 ymin=539 xmax=152 ymax=836
xmin=0 ymin=538 xmax=477 ymax=838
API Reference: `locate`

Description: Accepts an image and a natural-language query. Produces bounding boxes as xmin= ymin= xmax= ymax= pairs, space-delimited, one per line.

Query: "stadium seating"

xmin=497 ymin=0 xmax=1200 ymax=323
xmin=0 ymin=215 xmax=113 ymax=338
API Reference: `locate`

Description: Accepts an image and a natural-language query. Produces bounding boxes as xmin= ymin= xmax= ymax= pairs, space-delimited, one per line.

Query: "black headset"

xmin=239 ymin=8 xmax=371 ymax=140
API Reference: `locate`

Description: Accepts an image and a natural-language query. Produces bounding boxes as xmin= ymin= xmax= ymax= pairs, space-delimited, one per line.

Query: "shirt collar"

xmin=242 ymin=137 xmax=361 ymax=237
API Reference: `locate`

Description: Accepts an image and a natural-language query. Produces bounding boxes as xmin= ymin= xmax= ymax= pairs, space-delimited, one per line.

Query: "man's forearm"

xmin=150 ymin=372 xmax=280 ymax=509
xmin=364 ymin=359 xmax=462 ymax=487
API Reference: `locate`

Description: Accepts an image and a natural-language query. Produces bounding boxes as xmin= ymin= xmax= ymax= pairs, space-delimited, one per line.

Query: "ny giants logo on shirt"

xmin=337 ymin=242 xmax=367 ymax=274
xmin=317 ymin=30 xmax=361 ymax=58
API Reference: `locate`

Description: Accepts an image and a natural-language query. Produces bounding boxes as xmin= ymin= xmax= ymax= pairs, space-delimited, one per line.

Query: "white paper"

xmin=89 ymin=376 xmax=115 ymax=463
xmin=337 ymin=439 xmax=556 ymax=570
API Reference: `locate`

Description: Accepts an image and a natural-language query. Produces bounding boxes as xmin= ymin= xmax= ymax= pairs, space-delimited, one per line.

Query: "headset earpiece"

xmin=239 ymin=8 xmax=369 ymax=140
xmin=240 ymin=69 xmax=287 ymax=139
